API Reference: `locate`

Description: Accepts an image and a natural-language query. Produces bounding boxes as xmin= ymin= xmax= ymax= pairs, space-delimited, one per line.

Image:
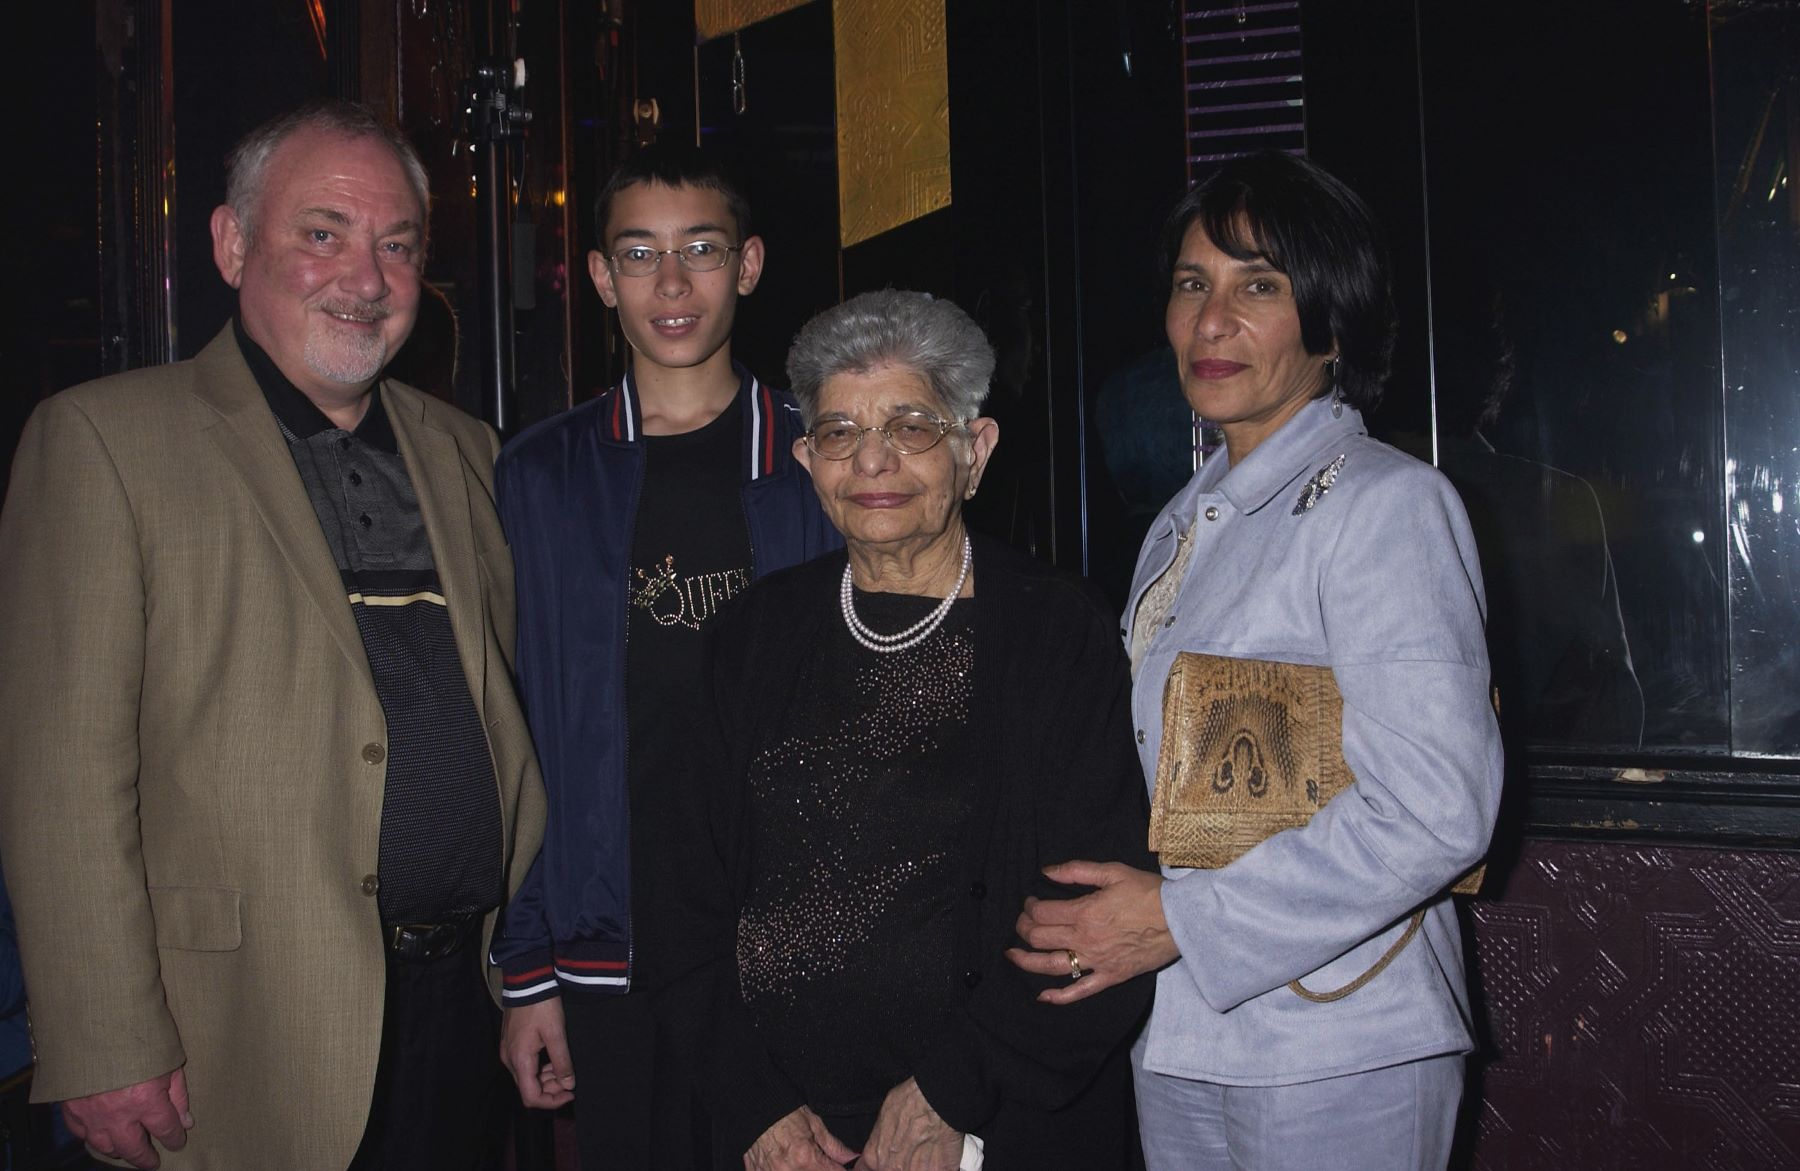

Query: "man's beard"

xmin=304 ymin=301 xmax=393 ymax=385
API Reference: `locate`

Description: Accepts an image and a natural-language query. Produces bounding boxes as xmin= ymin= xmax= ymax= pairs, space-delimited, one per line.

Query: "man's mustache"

xmin=317 ymin=301 xmax=393 ymax=323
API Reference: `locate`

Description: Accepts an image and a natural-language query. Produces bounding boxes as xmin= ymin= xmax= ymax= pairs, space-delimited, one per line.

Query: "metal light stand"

xmin=466 ymin=59 xmax=532 ymax=435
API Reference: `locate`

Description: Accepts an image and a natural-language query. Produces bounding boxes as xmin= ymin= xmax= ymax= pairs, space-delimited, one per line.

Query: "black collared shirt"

xmin=237 ymin=319 xmax=503 ymax=924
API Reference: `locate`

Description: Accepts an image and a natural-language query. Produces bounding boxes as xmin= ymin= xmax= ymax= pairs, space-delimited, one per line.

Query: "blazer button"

xmin=968 ymin=881 xmax=987 ymax=900
xmin=360 ymin=874 xmax=379 ymax=896
xmin=1136 ymin=729 xmax=1146 ymax=744
xmin=362 ymin=743 xmax=386 ymax=765
xmin=963 ymin=970 xmax=982 ymax=989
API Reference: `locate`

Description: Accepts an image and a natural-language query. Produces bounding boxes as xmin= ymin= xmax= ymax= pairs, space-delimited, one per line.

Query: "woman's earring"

xmin=1327 ymin=358 xmax=1344 ymax=418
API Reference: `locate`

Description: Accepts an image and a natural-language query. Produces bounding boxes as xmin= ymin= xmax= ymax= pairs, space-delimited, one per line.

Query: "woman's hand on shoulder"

xmin=860 ymin=1078 xmax=963 ymax=1171
xmin=1006 ymin=860 xmax=1178 ymax=1004
xmin=745 ymin=1106 xmax=858 ymax=1171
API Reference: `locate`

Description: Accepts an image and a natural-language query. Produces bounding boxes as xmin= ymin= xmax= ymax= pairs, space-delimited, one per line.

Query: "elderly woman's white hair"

xmin=786 ymin=290 xmax=996 ymax=426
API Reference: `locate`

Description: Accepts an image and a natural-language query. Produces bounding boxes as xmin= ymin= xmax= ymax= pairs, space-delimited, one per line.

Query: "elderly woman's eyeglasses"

xmin=803 ymin=412 xmax=961 ymax=460
xmin=605 ymin=241 xmax=742 ymax=277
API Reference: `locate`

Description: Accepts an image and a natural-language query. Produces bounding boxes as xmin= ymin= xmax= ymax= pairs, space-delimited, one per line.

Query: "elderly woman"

xmin=697 ymin=290 xmax=1153 ymax=1171
xmin=1009 ymin=152 xmax=1502 ymax=1169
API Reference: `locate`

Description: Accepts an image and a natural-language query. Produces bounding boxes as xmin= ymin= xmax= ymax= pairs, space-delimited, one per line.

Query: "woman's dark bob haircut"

xmin=1158 ymin=151 xmax=1395 ymax=411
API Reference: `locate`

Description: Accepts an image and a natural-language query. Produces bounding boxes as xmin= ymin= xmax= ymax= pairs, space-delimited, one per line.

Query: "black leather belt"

xmin=385 ymin=915 xmax=478 ymax=963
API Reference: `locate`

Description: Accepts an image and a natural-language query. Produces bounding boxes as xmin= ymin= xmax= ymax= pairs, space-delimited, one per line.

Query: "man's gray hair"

xmin=225 ymin=100 xmax=430 ymax=244
xmin=786 ymin=290 xmax=996 ymax=426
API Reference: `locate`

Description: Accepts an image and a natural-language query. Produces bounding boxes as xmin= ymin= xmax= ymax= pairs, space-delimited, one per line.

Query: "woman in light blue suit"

xmin=1007 ymin=152 xmax=1501 ymax=1169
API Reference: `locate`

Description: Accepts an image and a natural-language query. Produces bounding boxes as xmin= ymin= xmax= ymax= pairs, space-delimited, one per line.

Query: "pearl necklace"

xmin=840 ymin=535 xmax=972 ymax=653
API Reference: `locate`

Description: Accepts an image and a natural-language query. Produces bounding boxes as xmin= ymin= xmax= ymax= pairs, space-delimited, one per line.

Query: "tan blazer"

xmin=0 ymin=328 xmax=546 ymax=1170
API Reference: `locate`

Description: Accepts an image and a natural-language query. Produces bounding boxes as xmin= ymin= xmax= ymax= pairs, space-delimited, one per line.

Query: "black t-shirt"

xmin=625 ymin=396 xmax=753 ymax=990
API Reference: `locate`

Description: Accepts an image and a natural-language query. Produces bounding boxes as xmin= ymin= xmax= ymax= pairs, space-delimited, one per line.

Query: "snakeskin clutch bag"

xmin=1149 ymin=651 xmax=1484 ymax=897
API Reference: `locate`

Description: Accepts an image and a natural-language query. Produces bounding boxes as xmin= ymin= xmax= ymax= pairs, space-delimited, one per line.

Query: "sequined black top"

xmin=701 ymin=537 xmax=1154 ymax=1167
xmin=737 ymin=592 xmax=976 ymax=1129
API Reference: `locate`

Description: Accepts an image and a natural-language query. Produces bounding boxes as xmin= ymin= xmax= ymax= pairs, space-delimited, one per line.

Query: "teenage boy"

xmin=490 ymin=147 xmax=840 ymax=1168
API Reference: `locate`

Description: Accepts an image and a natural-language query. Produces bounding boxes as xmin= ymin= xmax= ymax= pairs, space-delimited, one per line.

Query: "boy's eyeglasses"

xmin=605 ymin=241 xmax=741 ymax=277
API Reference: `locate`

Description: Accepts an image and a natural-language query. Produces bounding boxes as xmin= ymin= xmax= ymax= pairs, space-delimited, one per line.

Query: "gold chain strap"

xmin=1287 ymin=910 xmax=1426 ymax=1004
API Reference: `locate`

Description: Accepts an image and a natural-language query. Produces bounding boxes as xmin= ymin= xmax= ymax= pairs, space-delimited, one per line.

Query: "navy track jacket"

xmin=488 ymin=365 xmax=841 ymax=1003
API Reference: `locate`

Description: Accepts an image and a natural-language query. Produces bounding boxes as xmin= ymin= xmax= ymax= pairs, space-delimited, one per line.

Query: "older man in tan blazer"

xmin=0 ymin=102 xmax=544 ymax=1170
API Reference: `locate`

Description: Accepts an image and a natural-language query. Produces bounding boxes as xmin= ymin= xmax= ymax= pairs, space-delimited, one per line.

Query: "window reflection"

xmin=1086 ymin=1 xmax=1800 ymax=761
xmin=1432 ymin=265 xmax=1645 ymax=749
xmin=1713 ymin=4 xmax=1800 ymax=754
xmin=1420 ymin=0 xmax=1728 ymax=751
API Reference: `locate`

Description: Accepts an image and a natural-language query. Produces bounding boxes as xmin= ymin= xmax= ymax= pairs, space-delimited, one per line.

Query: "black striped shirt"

xmin=238 ymin=320 xmax=503 ymax=924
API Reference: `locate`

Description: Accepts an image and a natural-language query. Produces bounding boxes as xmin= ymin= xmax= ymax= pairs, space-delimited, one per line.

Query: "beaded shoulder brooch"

xmin=1292 ymin=454 xmax=1347 ymax=516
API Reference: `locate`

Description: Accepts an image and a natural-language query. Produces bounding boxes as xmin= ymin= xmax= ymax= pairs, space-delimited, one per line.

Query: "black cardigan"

xmin=696 ymin=534 xmax=1154 ymax=1167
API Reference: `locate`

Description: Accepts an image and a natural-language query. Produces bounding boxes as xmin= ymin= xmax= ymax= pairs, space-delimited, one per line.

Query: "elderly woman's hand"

xmin=744 ymin=1106 xmax=858 ymax=1171
xmin=859 ymin=1078 xmax=962 ymax=1171
xmin=1005 ymin=860 xmax=1179 ymax=1005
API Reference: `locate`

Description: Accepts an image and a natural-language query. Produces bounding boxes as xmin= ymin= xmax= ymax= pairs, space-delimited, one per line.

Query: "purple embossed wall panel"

xmin=1467 ymin=841 xmax=1800 ymax=1170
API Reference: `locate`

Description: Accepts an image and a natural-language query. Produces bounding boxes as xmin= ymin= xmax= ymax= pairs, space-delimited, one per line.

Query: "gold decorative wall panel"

xmin=695 ymin=0 xmax=814 ymax=41
xmin=834 ymin=0 xmax=951 ymax=248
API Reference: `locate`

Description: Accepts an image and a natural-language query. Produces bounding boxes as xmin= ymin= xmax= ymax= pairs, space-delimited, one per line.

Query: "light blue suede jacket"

xmin=1126 ymin=396 xmax=1502 ymax=1085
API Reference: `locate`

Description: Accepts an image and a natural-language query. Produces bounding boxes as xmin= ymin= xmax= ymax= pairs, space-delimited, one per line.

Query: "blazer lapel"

xmin=189 ymin=330 xmax=373 ymax=682
xmin=385 ymin=384 xmax=488 ymax=707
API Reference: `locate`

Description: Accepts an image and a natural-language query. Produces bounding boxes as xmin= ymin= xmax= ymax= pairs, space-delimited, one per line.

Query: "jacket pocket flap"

xmin=148 ymin=886 xmax=242 ymax=952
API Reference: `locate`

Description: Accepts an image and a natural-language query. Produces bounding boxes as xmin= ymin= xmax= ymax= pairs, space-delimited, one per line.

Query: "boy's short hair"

xmin=593 ymin=145 xmax=754 ymax=246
